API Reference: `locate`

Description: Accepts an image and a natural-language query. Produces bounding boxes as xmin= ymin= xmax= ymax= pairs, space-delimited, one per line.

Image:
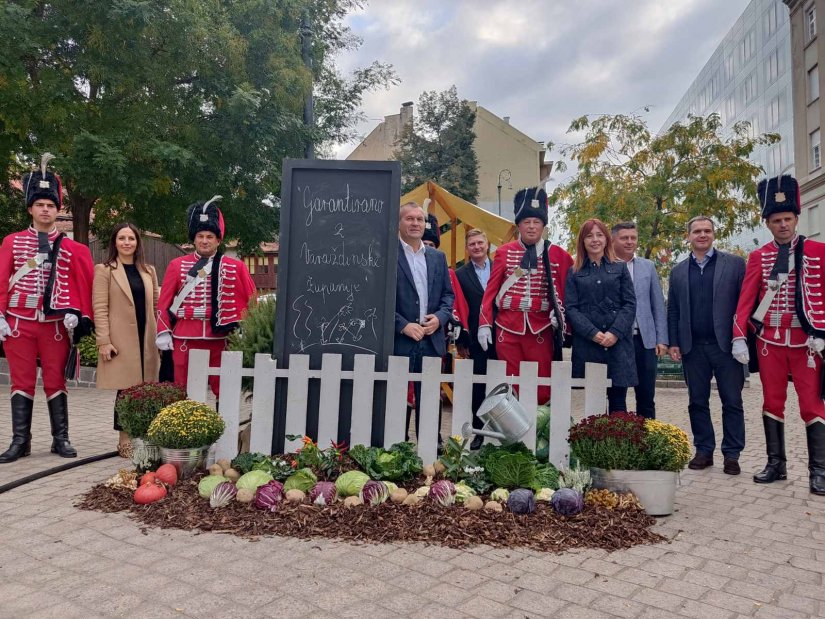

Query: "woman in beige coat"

xmin=93 ymin=223 xmax=160 ymax=455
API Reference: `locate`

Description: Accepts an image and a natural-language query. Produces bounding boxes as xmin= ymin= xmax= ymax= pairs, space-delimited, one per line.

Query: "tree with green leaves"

xmin=550 ymin=112 xmax=779 ymax=268
xmin=0 ymin=0 xmax=395 ymax=251
xmin=394 ymin=86 xmax=479 ymax=203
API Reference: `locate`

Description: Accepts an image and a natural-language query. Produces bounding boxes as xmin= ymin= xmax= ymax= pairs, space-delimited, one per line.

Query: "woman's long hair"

xmin=104 ymin=222 xmax=149 ymax=273
xmin=573 ymin=218 xmax=616 ymax=272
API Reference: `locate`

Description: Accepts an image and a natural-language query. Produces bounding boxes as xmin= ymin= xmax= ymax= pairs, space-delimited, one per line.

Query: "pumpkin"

xmin=139 ymin=471 xmax=157 ymax=486
xmin=134 ymin=482 xmax=167 ymax=505
xmin=155 ymin=464 xmax=178 ymax=487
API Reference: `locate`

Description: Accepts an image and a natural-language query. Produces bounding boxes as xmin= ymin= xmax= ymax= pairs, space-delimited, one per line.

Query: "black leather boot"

xmin=0 ymin=394 xmax=33 ymax=463
xmin=48 ymin=392 xmax=77 ymax=458
xmin=754 ymin=415 xmax=787 ymax=483
xmin=806 ymin=421 xmax=825 ymax=495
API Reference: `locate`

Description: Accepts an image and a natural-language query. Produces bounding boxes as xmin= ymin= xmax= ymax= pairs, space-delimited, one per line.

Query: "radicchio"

xmin=254 ymin=480 xmax=284 ymax=512
xmin=428 ymin=480 xmax=456 ymax=507
xmin=309 ymin=481 xmax=337 ymax=505
xmin=359 ymin=480 xmax=389 ymax=506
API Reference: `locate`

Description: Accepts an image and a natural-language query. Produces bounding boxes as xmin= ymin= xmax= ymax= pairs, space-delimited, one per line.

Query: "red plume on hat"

xmin=187 ymin=195 xmax=225 ymax=241
xmin=22 ymin=153 xmax=63 ymax=209
xmin=758 ymin=175 xmax=800 ymax=219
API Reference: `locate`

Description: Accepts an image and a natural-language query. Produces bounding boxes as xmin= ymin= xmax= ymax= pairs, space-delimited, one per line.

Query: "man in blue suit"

xmin=612 ymin=222 xmax=668 ymax=418
xmin=395 ymin=201 xmax=454 ymax=444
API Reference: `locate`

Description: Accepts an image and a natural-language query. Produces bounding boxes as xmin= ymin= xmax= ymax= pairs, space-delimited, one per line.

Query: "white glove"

xmin=63 ymin=314 xmax=78 ymax=330
xmin=477 ymin=326 xmax=492 ymax=352
xmin=156 ymin=332 xmax=173 ymax=351
xmin=551 ymin=314 xmax=559 ymax=329
xmin=0 ymin=316 xmax=10 ymax=342
xmin=732 ymin=339 xmax=749 ymax=365
xmin=808 ymin=336 xmax=825 ymax=353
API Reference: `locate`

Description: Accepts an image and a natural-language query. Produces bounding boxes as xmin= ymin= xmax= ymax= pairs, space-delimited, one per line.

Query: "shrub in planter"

xmin=77 ymin=334 xmax=98 ymax=367
xmin=568 ymin=412 xmax=690 ymax=472
xmin=147 ymin=400 xmax=225 ymax=449
xmin=116 ymin=382 xmax=188 ymax=439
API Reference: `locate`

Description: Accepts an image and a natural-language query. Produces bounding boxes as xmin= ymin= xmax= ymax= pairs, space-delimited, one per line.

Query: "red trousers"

xmin=496 ymin=328 xmax=554 ymax=404
xmin=758 ymin=339 xmax=825 ymax=424
xmin=172 ymin=338 xmax=226 ymax=397
xmin=4 ymin=318 xmax=69 ymax=399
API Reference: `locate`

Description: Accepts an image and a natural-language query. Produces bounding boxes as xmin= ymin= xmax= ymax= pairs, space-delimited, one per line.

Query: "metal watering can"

xmin=461 ymin=383 xmax=532 ymax=445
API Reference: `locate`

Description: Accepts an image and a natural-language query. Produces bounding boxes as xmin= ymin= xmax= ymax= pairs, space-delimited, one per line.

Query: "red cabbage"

xmin=428 ymin=480 xmax=456 ymax=507
xmin=309 ymin=481 xmax=337 ymax=505
xmin=507 ymin=488 xmax=536 ymax=514
xmin=550 ymin=488 xmax=584 ymax=516
xmin=254 ymin=480 xmax=284 ymax=512
xmin=359 ymin=480 xmax=389 ymax=506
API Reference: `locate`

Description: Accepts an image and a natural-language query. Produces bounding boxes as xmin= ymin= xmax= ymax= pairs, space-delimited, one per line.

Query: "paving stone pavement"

xmin=1 ymin=378 xmax=825 ymax=618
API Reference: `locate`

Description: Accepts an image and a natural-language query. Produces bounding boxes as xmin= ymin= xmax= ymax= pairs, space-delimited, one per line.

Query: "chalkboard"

xmin=273 ymin=159 xmax=401 ymax=450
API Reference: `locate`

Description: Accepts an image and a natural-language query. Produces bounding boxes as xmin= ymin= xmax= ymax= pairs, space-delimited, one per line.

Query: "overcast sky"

xmin=333 ymin=0 xmax=754 ymax=163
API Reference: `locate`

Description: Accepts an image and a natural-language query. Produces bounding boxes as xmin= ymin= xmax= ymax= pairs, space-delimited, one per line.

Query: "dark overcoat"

xmin=564 ymin=257 xmax=638 ymax=387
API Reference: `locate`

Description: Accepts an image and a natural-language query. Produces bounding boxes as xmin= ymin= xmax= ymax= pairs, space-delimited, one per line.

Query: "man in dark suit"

xmin=395 ymin=201 xmax=454 ymax=443
xmin=667 ymin=216 xmax=747 ymax=475
xmin=455 ymin=229 xmax=496 ymax=449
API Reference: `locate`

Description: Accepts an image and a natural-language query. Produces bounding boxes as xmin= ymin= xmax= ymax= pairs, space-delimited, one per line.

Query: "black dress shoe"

xmin=688 ymin=453 xmax=714 ymax=470
xmin=723 ymin=457 xmax=741 ymax=475
xmin=469 ymin=435 xmax=484 ymax=451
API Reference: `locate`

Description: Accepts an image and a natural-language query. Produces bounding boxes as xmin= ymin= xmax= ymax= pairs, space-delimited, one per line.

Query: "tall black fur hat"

xmin=514 ymin=187 xmax=548 ymax=226
xmin=759 ymin=175 xmax=800 ymax=219
xmin=422 ymin=213 xmax=441 ymax=248
xmin=187 ymin=195 xmax=225 ymax=241
xmin=23 ymin=153 xmax=63 ymax=209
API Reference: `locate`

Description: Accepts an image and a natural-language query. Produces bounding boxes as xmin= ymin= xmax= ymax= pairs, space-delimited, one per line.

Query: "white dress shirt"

xmin=401 ymin=238 xmax=428 ymax=324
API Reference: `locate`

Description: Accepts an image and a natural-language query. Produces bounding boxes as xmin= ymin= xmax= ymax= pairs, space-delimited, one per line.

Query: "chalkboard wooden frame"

xmin=272 ymin=158 xmax=401 ymax=451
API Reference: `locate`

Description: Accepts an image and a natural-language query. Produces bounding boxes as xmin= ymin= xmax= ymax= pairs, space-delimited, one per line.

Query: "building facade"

xmin=785 ymin=0 xmax=825 ymax=237
xmin=662 ymin=0 xmax=793 ymax=247
xmin=346 ymin=102 xmax=550 ymax=219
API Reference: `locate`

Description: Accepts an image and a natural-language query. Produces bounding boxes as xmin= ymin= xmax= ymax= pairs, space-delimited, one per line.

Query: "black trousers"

xmin=607 ymin=386 xmax=628 ymax=413
xmin=634 ymin=334 xmax=658 ymax=419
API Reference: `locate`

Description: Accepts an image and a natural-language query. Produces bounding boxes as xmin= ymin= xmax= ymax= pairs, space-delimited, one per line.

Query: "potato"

xmin=285 ymin=489 xmax=305 ymax=503
xmin=216 ymin=458 xmax=232 ymax=472
xmin=433 ymin=460 xmax=446 ymax=475
xmin=422 ymin=464 xmax=436 ymax=478
xmin=208 ymin=463 xmax=224 ymax=476
xmin=402 ymin=494 xmax=421 ymax=506
xmin=465 ymin=496 xmax=484 ymax=511
xmin=236 ymin=488 xmax=255 ymax=504
xmin=343 ymin=496 xmax=362 ymax=508
xmin=484 ymin=500 xmax=503 ymax=512
xmin=414 ymin=486 xmax=430 ymax=498
xmin=390 ymin=488 xmax=408 ymax=504
xmin=223 ymin=468 xmax=241 ymax=483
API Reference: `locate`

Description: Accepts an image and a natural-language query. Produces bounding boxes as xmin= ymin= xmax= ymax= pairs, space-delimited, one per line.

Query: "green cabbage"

xmin=198 ymin=475 xmax=228 ymax=498
xmin=335 ymin=470 xmax=370 ymax=496
xmin=236 ymin=470 xmax=274 ymax=491
xmin=348 ymin=442 xmax=423 ymax=481
xmin=490 ymin=488 xmax=509 ymax=503
xmin=283 ymin=468 xmax=317 ymax=492
xmin=485 ymin=451 xmax=537 ymax=489
xmin=536 ymin=405 xmax=551 ymax=441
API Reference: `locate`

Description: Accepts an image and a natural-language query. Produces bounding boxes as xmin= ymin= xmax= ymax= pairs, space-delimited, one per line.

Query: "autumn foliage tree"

xmin=551 ymin=112 xmax=779 ymax=267
xmin=0 ymin=0 xmax=395 ymax=250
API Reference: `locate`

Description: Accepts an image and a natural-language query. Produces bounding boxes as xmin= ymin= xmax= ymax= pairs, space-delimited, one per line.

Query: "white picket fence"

xmin=186 ymin=350 xmax=611 ymax=470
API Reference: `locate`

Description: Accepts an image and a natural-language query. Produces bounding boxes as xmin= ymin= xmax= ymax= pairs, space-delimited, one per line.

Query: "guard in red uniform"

xmin=732 ymin=174 xmax=825 ymax=495
xmin=0 ymin=154 xmax=94 ymax=463
xmin=156 ymin=196 xmax=256 ymax=397
xmin=478 ymin=187 xmax=573 ymax=404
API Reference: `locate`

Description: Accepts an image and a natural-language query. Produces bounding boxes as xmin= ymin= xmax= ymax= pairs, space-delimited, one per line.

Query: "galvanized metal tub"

xmin=590 ymin=468 xmax=677 ymax=516
xmin=160 ymin=445 xmax=210 ymax=479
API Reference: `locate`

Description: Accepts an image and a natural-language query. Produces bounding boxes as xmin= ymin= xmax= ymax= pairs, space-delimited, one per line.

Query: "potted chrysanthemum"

xmin=568 ymin=412 xmax=691 ymax=516
xmin=147 ymin=400 xmax=225 ymax=478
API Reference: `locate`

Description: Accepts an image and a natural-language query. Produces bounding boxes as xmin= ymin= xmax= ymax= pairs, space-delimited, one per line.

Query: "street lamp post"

xmin=497 ymin=169 xmax=512 ymax=217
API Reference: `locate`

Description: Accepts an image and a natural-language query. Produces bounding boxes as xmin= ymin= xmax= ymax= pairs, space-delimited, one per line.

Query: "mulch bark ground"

xmin=76 ymin=477 xmax=667 ymax=553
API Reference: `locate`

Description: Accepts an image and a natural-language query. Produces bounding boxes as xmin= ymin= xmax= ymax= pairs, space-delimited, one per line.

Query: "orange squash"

xmin=139 ymin=471 xmax=157 ymax=486
xmin=155 ymin=464 xmax=178 ymax=487
xmin=134 ymin=482 xmax=167 ymax=505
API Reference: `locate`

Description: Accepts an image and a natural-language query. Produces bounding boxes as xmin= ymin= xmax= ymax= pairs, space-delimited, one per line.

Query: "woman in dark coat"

xmin=565 ymin=218 xmax=637 ymax=412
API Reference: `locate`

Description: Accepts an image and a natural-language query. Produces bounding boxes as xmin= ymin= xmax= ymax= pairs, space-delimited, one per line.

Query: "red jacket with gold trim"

xmin=157 ymin=252 xmax=256 ymax=340
xmin=479 ymin=240 xmax=573 ymax=335
xmin=0 ymin=227 xmax=93 ymax=324
xmin=733 ymin=236 xmax=825 ymax=347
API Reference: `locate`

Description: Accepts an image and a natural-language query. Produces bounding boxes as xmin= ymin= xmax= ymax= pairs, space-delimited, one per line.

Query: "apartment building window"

xmin=808 ymin=4 xmax=817 ymax=42
xmin=809 ymin=65 xmax=820 ymax=102
xmin=770 ymin=144 xmax=784 ymax=173
xmin=768 ymin=93 xmax=783 ymax=129
xmin=767 ymin=48 xmax=780 ymax=84
xmin=725 ymin=94 xmax=737 ymax=121
xmin=748 ymin=112 xmax=761 ymax=138
xmin=741 ymin=28 xmax=756 ymax=64
xmin=724 ymin=52 xmax=736 ymax=81
xmin=765 ymin=2 xmax=779 ymax=37
xmin=810 ymin=205 xmax=821 ymax=237
xmin=742 ymin=72 xmax=757 ymax=104
xmin=812 ymin=128 xmax=822 ymax=170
